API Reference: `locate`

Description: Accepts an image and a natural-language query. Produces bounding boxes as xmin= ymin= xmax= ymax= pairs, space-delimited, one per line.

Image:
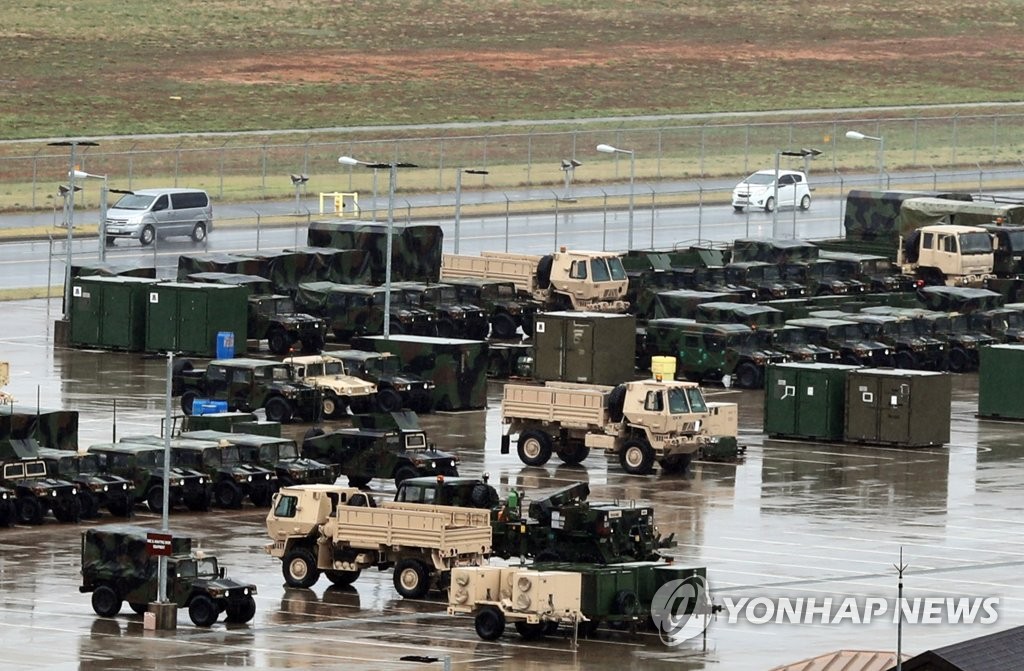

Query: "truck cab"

xmin=904 ymin=224 xmax=995 ymax=286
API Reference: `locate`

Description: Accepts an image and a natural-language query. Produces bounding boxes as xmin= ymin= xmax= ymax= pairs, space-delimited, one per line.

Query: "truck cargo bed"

xmin=328 ymin=504 xmax=492 ymax=555
xmin=502 ymin=382 xmax=610 ymax=428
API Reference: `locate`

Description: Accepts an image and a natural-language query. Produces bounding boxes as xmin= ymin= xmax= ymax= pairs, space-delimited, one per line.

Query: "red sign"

xmin=146 ymin=532 xmax=173 ymax=557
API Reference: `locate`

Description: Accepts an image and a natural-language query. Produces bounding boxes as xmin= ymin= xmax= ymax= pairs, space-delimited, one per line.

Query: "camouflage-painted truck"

xmin=174 ymin=358 xmax=321 ymax=423
xmin=87 ymin=442 xmax=212 ymax=513
xmin=265 ymin=483 xmax=492 ymax=598
xmin=80 ymin=525 xmax=257 ymax=627
xmin=180 ymin=430 xmax=335 ymax=489
xmin=807 ymin=310 xmax=946 ymax=370
xmin=326 ymin=349 xmax=436 ymax=413
xmin=389 ymin=281 xmax=490 ymax=340
xmin=785 ymin=317 xmax=894 ymax=367
xmin=37 ymin=446 xmax=134 ymax=518
xmin=694 ymin=302 xmax=838 ymax=363
xmin=440 ymin=249 xmax=630 ymax=313
xmin=0 ymin=437 xmax=81 ymax=524
xmin=295 ymin=282 xmax=436 ymax=341
xmin=283 ymin=353 xmax=377 ymax=418
xmin=500 ymin=379 xmax=719 ymax=475
xmin=440 ymin=277 xmax=543 ymax=339
xmin=306 ymin=220 xmax=443 ymax=284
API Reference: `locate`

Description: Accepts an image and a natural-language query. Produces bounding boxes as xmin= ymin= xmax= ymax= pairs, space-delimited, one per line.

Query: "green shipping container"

xmin=70 ymin=276 xmax=159 ymax=351
xmin=145 ymin=282 xmax=249 ymax=357
xmin=844 ymin=369 xmax=951 ymax=447
xmin=978 ymin=344 xmax=1024 ymax=420
xmin=533 ymin=311 xmax=636 ymax=386
xmin=764 ymin=363 xmax=861 ymax=441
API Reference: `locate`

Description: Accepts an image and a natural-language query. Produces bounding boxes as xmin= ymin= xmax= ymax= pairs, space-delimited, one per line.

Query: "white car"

xmin=732 ymin=169 xmax=811 ymax=213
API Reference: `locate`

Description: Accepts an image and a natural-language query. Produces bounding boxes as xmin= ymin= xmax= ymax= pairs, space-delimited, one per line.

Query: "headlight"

xmin=243 ymin=588 xmax=250 ymax=596
xmin=450 ymin=460 xmax=456 ymax=467
xmin=51 ymin=490 xmax=58 ymax=497
xmin=246 ymin=475 xmax=253 ymax=482
xmin=430 ymin=461 xmax=437 ymax=469
xmin=178 ymin=479 xmax=187 ymax=486
xmin=102 ymin=485 xmax=109 ymax=492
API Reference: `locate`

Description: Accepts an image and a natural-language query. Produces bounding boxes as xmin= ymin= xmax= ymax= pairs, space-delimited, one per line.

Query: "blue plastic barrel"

xmin=216 ymin=331 xmax=235 ymax=359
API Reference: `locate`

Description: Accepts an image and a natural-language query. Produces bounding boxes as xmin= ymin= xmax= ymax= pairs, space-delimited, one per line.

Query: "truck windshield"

xmin=685 ymin=386 xmax=708 ymax=413
xmin=762 ymin=265 xmax=781 ymax=281
xmin=79 ymin=454 xmax=101 ymax=473
xmin=960 ymin=232 xmax=993 ymax=254
xmin=322 ymin=360 xmax=344 ymax=375
xmin=112 ymin=193 xmax=156 ymax=210
xmin=56 ymin=457 xmax=78 ymax=478
xmin=436 ymin=286 xmax=458 ymax=302
xmin=220 ymin=447 xmax=240 ymax=465
xmin=590 ymin=258 xmax=611 ymax=282
xmin=278 ymin=443 xmax=299 ymax=459
xmin=278 ymin=297 xmax=296 ymax=312
xmin=371 ymin=357 xmax=401 ymax=375
xmin=1002 ymin=230 xmax=1024 ymax=251
xmin=405 ymin=433 xmax=427 ymax=450
xmin=608 ymin=257 xmax=627 ymax=281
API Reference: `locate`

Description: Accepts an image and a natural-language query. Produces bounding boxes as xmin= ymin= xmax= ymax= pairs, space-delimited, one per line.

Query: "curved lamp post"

xmin=846 ymin=130 xmax=885 ymax=187
xmin=454 ymin=168 xmax=489 ymax=254
xmin=596 ymin=144 xmax=635 ymax=250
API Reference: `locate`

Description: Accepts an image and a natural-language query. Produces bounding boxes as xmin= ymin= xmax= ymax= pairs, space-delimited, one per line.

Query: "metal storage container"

xmin=764 ymin=363 xmax=861 ymax=441
xmin=844 ymin=369 xmax=951 ymax=447
xmin=978 ymin=344 xmax=1024 ymax=420
xmin=533 ymin=311 xmax=636 ymax=386
xmin=144 ymin=282 xmax=249 ymax=356
xmin=70 ymin=275 xmax=158 ymax=351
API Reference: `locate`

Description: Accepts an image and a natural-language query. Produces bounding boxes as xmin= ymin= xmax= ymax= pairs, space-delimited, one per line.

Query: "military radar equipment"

xmin=0 ymin=438 xmax=80 ymax=524
xmin=36 ymin=446 xmax=134 ymax=518
xmin=80 ymin=525 xmax=257 ymax=627
xmin=284 ymin=353 xmax=377 ymax=418
xmin=174 ymin=358 xmax=321 ymax=423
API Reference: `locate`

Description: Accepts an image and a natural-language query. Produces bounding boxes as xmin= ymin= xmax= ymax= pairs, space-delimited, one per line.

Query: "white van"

xmin=104 ymin=188 xmax=212 ymax=246
xmin=731 ymin=170 xmax=811 ymax=213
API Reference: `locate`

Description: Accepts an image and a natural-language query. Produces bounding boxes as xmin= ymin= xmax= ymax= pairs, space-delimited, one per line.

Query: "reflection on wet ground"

xmin=2 ymin=298 xmax=1024 ymax=670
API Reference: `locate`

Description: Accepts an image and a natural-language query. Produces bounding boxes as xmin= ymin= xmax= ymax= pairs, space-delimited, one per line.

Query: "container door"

xmin=763 ymin=367 xmax=798 ymax=437
xmin=145 ymin=286 xmax=178 ymax=352
xmin=69 ymin=281 xmax=101 ymax=346
xmin=532 ymin=314 xmax=565 ymax=381
xmin=101 ymin=282 xmax=132 ymax=349
xmin=179 ymin=290 xmax=209 ymax=354
xmin=877 ymin=376 xmax=912 ymax=444
xmin=563 ymin=318 xmax=595 ymax=382
xmin=844 ymin=374 xmax=880 ymax=443
xmin=795 ymin=370 xmax=833 ymax=439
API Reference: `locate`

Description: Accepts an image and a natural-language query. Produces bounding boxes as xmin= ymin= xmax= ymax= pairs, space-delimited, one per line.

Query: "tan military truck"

xmin=500 ymin=379 xmax=718 ymax=475
xmin=283 ymin=354 xmax=377 ymax=418
xmin=440 ymin=248 xmax=630 ymax=313
xmin=265 ymin=483 xmax=492 ymax=598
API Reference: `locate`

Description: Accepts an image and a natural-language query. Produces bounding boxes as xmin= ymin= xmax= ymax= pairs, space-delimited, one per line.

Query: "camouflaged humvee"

xmin=0 ymin=438 xmax=80 ymax=524
xmin=818 ymin=250 xmax=917 ymax=293
xmin=724 ymin=261 xmax=807 ymax=300
xmin=80 ymin=525 xmax=257 ymax=627
xmin=808 ymin=309 xmax=945 ymax=370
xmin=389 ymin=281 xmax=490 ymax=340
xmin=785 ymin=317 xmax=894 ymax=367
xmin=439 ymin=277 xmax=542 ymax=339
xmin=88 ymin=441 xmax=212 ymax=513
xmin=37 ymin=446 xmax=134 ymax=518
xmin=326 ymin=350 xmax=435 ymax=413
xmin=283 ymin=353 xmax=377 ymax=418
xmin=782 ymin=259 xmax=867 ymax=296
xmin=694 ymin=301 xmax=837 ymax=363
xmin=295 ymin=282 xmax=436 ymax=341
xmin=175 ymin=358 xmax=321 ymax=424
xmin=181 ymin=430 xmax=335 ymax=489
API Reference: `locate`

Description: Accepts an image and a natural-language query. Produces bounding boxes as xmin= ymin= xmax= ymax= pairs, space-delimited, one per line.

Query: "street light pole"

xmin=846 ymin=130 xmax=885 ymax=188
xmin=596 ymin=144 xmax=636 ymax=250
xmin=772 ymin=150 xmax=782 ymax=236
xmin=73 ymin=169 xmax=109 ymax=261
xmin=772 ymin=148 xmax=823 ymax=238
xmin=454 ymin=168 xmax=488 ymax=254
xmin=49 ymin=140 xmax=98 ymax=322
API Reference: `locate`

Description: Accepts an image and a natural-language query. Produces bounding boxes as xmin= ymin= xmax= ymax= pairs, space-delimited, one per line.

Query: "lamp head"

xmin=845 ymin=131 xmax=866 ymax=141
xmin=338 ymin=156 xmax=360 ymax=166
xmin=596 ymin=144 xmax=617 ymax=154
xmin=561 ymin=159 xmax=582 ymax=170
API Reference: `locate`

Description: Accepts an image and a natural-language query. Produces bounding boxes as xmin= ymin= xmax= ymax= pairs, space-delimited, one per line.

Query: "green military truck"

xmin=326 ymin=349 xmax=435 ymax=413
xmin=175 ymin=358 xmax=321 ymax=424
xmin=37 ymin=446 xmax=134 ymax=518
xmin=808 ymin=310 xmax=946 ymax=370
xmin=694 ymin=302 xmax=838 ymax=363
xmin=80 ymin=525 xmax=257 ymax=626
xmin=785 ymin=317 xmax=894 ymax=367
xmin=0 ymin=438 xmax=80 ymax=524
xmin=302 ymin=412 xmax=458 ymax=487
xmin=643 ymin=318 xmax=788 ymax=388
xmin=389 ymin=281 xmax=490 ymax=340
xmin=724 ymin=261 xmax=806 ymax=300
xmin=296 ymin=282 xmax=436 ymax=341
xmin=87 ymin=442 xmax=212 ymax=513
xmin=283 ymin=353 xmax=377 ymax=418
xmin=181 ymin=430 xmax=335 ymax=489
xmin=782 ymin=259 xmax=867 ymax=296
xmin=818 ymin=250 xmax=917 ymax=293
xmin=439 ymin=277 xmax=542 ymax=339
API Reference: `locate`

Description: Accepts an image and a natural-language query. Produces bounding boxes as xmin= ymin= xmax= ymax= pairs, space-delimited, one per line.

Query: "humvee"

xmin=80 ymin=525 xmax=257 ymax=627
xmin=440 ymin=277 xmax=542 ymax=339
xmin=785 ymin=317 xmax=894 ymax=367
xmin=724 ymin=261 xmax=806 ymax=300
xmin=389 ymin=281 xmax=490 ymax=340
xmin=818 ymin=251 xmax=917 ymax=293
xmin=326 ymin=350 xmax=435 ymax=413
xmin=149 ymin=437 xmax=276 ymax=509
xmin=808 ymin=310 xmax=946 ymax=370
xmin=284 ymin=353 xmax=377 ymax=418
xmin=181 ymin=430 xmax=335 ymax=489
xmin=37 ymin=446 xmax=134 ymax=518
xmin=0 ymin=438 xmax=80 ymax=524
xmin=87 ymin=442 xmax=212 ymax=513
xmin=782 ymin=259 xmax=867 ymax=296
xmin=295 ymin=282 xmax=436 ymax=342
xmin=694 ymin=301 xmax=837 ymax=363
xmin=175 ymin=358 xmax=321 ymax=424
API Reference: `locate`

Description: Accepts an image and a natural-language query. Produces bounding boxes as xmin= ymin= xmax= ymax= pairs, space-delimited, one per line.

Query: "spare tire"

xmin=606 ymin=384 xmax=627 ymax=423
xmin=171 ymin=358 xmax=193 ymax=396
xmin=470 ymin=483 xmax=498 ymax=509
xmin=536 ymin=255 xmax=553 ymax=289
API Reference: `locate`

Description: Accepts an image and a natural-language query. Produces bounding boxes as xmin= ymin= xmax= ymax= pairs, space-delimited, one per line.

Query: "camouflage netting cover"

xmin=842 ymin=190 xmax=977 ymax=246
xmin=696 ymin=301 xmax=785 ymax=327
xmin=71 ymin=260 xmax=157 ymax=279
xmin=285 ymin=247 xmax=372 ymax=285
xmin=176 ymin=253 xmax=260 ymax=281
xmin=653 ymin=290 xmax=735 ymax=320
xmin=306 ymin=220 xmax=443 ymax=283
xmin=732 ymin=238 xmax=819 ymax=264
xmin=0 ymin=405 xmax=79 ymax=452
xmin=915 ymin=286 xmax=1004 ymax=314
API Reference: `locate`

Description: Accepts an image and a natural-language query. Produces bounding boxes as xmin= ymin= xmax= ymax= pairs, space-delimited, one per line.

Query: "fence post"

xmin=174 ymin=141 xmax=182 ymax=187
xmin=438 ymin=135 xmax=445 ymax=191
xmin=951 ymin=115 xmax=959 ymax=168
xmin=699 ymin=122 xmax=707 ymax=177
xmin=128 ymin=142 xmax=137 ymax=190
xmin=552 ymin=190 xmax=559 ymax=251
xmin=260 ymin=142 xmax=268 ymax=199
xmin=834 ymin=170 xmax=844 ymax=237
xmin=649 ymin=186 xmax=656 ymax=250
xmin=656 ymin=128 xmax=663 ymax=178
xmin=219 ymin=141 xmax=228 ymax=199
xmin=31 ymin=147 xmax=41 ymax=209
xmin=600 ymin=188 xmax=608 ymax=252
xmin=696 ymin=181 xmax=703 ymax=243
xmin=504 ymin=192 xmax=510 ymax=253
xmin=526 ymin=133 xmax=533 ymax=185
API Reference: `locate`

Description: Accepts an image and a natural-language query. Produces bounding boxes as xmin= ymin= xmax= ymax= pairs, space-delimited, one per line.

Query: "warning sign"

xmin=146 ymin=532 xmax=174 ymax=557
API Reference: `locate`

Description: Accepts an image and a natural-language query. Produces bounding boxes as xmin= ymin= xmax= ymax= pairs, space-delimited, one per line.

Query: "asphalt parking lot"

xmin=3 ymin=296 xmax=1024 ymax=671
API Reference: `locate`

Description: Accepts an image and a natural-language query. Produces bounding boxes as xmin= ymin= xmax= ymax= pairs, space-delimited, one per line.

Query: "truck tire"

xmin=474 ymin=606 xmax=506 ymax=641
xmin=948 ymin=347 xmax=970 ymax=373
xmin=394 ymin=466 xmax=419 ymax=487
xmin=515 ymin=621 xmax=546 ymax=640
xmin=375 ymin=388 xmax=403 ymax=413
xmin=146 ymin=486 xmax=165 ymax=513
xmin=619 ymin=439 xmax=655 ymax=475
xmin=347 ymin=475 xmax=372 ymax=488
xmin=188 ymin=594 xmax=219 ymax=627
xmin=491 ymin=313 xmax=517 ymax=340
xmin=180 ymin=390 xmax=198 ymax=416
xmin=283 ymin=547 xmax=320 ymax=588
xmin=171 ymin=358 xmax=193 ymax=395
xmin=609 ymin=589 xmax=641 ymax=630
xmin=52 ymin=495 xmax=81 ymax=523
xmin=225 ymin=595 xmax=257 ymax=624
xmin=607 ymin=384 xmax=627 ymax=422
xmin=517 ymin=430 xmax=553 ymax=467
xmin=536 ymin=255 xmax=553 ymax=289
xmin=325 ymin=569 xmax=361 ymax=587
xmin=129 ymin=602 xmax=149 ymax=615
xmin=321 ymin=391 xmax=345 ymax=419
xmin=393 ymin=558 xmax=430 ymax=599
xmin=735 ymin=362 xmax=760 ymax=389
xmin=556 ymin=442 xmax=590 ymax=466
xmin=268 ymin=328 xmax=290 ymax=355
xmin=91 ymin=584 xmax=122 ymax=618
xmin=214 ymin=480 xmax=244 ymax=509
xmin=264 ymin=396 xmax=293 ymax=423
xmin=16 ymin=496 xmax=45 ymax=525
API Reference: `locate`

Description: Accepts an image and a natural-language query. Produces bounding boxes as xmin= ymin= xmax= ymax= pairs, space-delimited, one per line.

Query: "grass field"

xmin=5 ymin=1 xmax=1024 ymax=139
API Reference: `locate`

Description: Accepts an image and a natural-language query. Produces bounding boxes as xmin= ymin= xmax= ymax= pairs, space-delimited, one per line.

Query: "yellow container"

xmin=651 ymin=355 xmax=676 ymax=380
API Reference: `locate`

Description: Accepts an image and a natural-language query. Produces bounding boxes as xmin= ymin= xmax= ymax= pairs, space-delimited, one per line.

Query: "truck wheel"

xmin=214 ymin=480 xmax=244 ymax=509
xmin=78 ymin=490 xmax=99 ymax=519
xmin=268 ymin=328 xmax=290 ymax=355
xmin=609 ymin=589 xmax=641 ymax=630
xmin=325 ymin=569 xmax=361 ymax=587
xmin=474 ymin=606 xmax=506 ymax=641
xmin=225 ymin=595 xmax=257 ymax=624
xmin=515 ymin=621 xmax=546 ymax=640
xmin=16 ymin=496 xmax=45 ymax=525
xmin=180 ymin=390 xmax=199 ymax=416
xmin=735 ymin=362 xmax=761 ymax=389
xmin=322 ymin=392 xmax=344 ymax=419
xmin=171 ymin=358 xmax=193 ymax=395
xmin=375 ymin=388 xmax=403 ymax=413
xmin=393 ymin=558 xmax=430 ymax=599
xmin=52 ymin=495 xmax=81 ymax=523
xmin=91 ymin=584 xmax=122 ymax=618
xmin=517 ymin=430 xmax=553 ymax=467
xmin=619 ymin=440 xmax=655 ymax=475
xmin=264 ymin=397 xmax=294 ymax=423
xmin=948 ymin=347 xmax=969 ymax=373
xmin=188 ymin=594 xmax=219 ymax=627
xmin=282 ymin=547 xmax=320 ymax=588
xmin=491 ymin=313 xmax=517 ymax=340
xmin=895 ymin=350 xmax=916 ymax=369
xmin=347 ymin=475 xmax=372 ymax=488
xmin=394 ymin=466 xmax=419 ymax=487
xmin=607 ymin=384 xmax=627 ymax=422
xmin=146 ymin=486 xmax=165 ymax=513
xmin=556 ymin=442 xmax=590 ymax=466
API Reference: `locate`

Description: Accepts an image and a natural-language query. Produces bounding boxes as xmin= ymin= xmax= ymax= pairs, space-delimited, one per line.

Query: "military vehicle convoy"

xmin=36 ymin=446 xmax=134 ymax=518
xmin=265 ymin=483 xmax=492 ymax=598
xmin=1 ymin=438 xmax=80 ymax=524
xmin=80 ymin=526 xmax=257 ymax=626
xmin=500 ymin=379 xmax=719 ymax=475
xmin=283 ymin=354 xmax=377 ymax=418
xmin=441 ymin=248 xmax=630 ymax=313
xmin=175 ymin=358 xmax=321 ymax=423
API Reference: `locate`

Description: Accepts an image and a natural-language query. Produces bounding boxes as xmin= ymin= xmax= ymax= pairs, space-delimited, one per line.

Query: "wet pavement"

xmin=3 ymin=297 xmax=1024 ymax=670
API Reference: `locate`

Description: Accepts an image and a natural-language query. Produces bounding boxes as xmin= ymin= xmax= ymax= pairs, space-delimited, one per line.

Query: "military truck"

xmin=326 ymin=349 xmax=435 ymax=413
xmin=36 ymin=446 xmax=134 ymax=518
xmin=982 ymin=224 xmax=1024 ymax=276
xmin=283 ymin=354 xmax=377 ymax=418
xmin=782 ymin=259 xmax=867 ymax=296
xmin=723 ymin=261 xmax=805 ymax=300
xmin=903 ymin=309 xmax=997 ymax=372
xmin=434 ymin=277 xmax=542 ymax=339
xmin=0 ymin=438 xmax=80 ymax=524
xmin=181 ymin=430 xmax=335 ymax=489
xmin=0 ymin=486 xmax=12 ymax=527
xmin=440 ymin=248 xmax=630 ymax=312
xmin=175 ymin=358 xmax=321 ymax=424
xmin=301 ymin=412 xmax=458 ymax=487
xmin=397 ymin=477 xmax=673 ymax=564
xmin=973 ymin=306 xmax=1024 ymax=343
xmin=808 ymin=310 xmax=946 ymax=370
xmin=643 ymin=319 xmax=789 ymax=388
xmin=265 ymin=483 xmax=492 ymax=598
xmin=87 ymin=442 xmax=212 ymax=513
xmin=785 ymin=317 xmax=894 ymax=367
xmin=675 ymin=265 xmax=759 ymax=302
xmin=500 ymin=379 xmax=718 ymax=475
xmin=295 ymin=282 xmax=436 ymax=341
xmin=389 ymin=281 xmax=490 ymax=340
xmin=80 ymin=525 xmax=257 ymax=627
xmin=185 ymin=272 xmax=327 ymax=355
xmin=449 ymin=561 xmax=708 ymax=641
xmin=818 ymin=250 xmax=917 ymax=293
xmin=694 ymin=302 xmax=837 ymax=363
